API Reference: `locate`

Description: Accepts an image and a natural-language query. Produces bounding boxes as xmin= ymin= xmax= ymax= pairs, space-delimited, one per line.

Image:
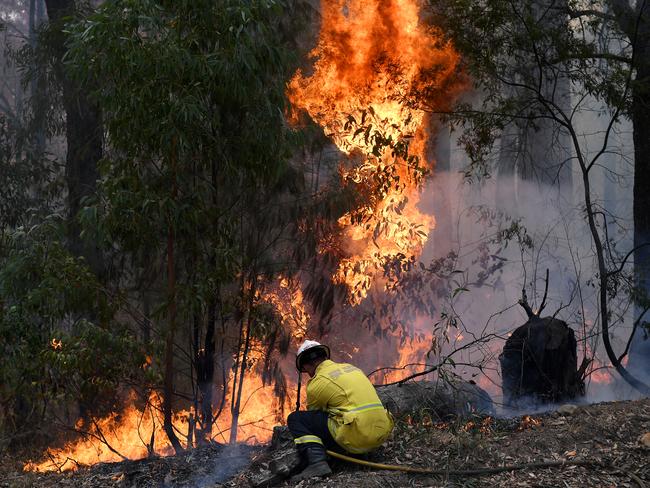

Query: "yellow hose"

xmin=326 ymin=450 xmax=439 ymax=474
xmin=325 ymin=450 xmax=598 ymax=476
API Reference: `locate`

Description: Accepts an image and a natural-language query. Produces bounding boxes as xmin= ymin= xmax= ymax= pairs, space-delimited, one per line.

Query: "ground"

xmin=2 ymin=398 xmax=649 ymax=488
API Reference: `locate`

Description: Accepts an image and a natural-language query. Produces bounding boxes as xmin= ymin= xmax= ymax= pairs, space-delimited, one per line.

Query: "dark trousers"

xmin=287 ymin=410 xmax=342 ymax=452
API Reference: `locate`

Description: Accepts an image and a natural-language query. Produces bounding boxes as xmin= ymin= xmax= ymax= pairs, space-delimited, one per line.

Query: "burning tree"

xmin=288 ymin=0 xmax=466 ymax=305
xmin=4 ymin=0 xmax=649 ymax=477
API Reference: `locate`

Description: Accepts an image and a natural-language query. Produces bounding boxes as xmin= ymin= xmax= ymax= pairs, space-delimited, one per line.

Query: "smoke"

xmin=189 ymin=444 xmax=251 ymax=488
xmin=277 ymin=0 xmax=645 ymax=424
xmin=410 ymin=124 xmax=643 ymax=409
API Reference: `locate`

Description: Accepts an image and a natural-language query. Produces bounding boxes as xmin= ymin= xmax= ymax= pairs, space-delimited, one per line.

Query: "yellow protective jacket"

xmin=307 ymin=359 xmax=394 ymax=454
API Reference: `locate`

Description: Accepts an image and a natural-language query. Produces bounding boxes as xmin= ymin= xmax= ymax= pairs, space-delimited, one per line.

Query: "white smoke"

xmin=412 ymin=109 xmax=645 ymax=410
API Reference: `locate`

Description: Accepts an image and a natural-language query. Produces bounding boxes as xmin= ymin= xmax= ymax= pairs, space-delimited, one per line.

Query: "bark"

xmin=28 ymin=0 xmax=46 ymax=156
xmin=431 ymin=123 xmax=455 ymax=252
xmin=44 ymin=0 xmax=103 ymax=277
xmin=162 ymin=143 xmax=183 ymax=454
xmin=195 ymin=298 xmax=216 ymax=443
xmin=163 ymin=222 xmax=183 ymax=453
xmin=377 ymin=380 xmax=494 ymax=419
xmin=629 ymin=9 xmax=650 ymax=376
xmin=499 ymin=316 xmax=583 ymax=407
xmin=194 ymin=159 xmax=222 ymax=443
xmin=229 ymin=313 xmax=252 ymax=444
xmin=569 ymin=106 xmax=650 ymax=395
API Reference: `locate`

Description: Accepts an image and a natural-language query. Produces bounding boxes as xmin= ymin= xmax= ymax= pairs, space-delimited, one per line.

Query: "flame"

xmin=518 ymin=415 xmax=542 ymax=431
xmin=26 ymin=277 xmax=307 ymax=472
xmin=583 ymin=344 xmax=614 ymax=385
xmin=460 ymin=416 xmax=492 ymax=434
xmin=288 ymin=0 xmax=464 ymax=303
xmin=25 ymin=373 xmax=293 ymax=472
xmin=27 ymin=1 xmax=468 ymax=472
xmin=25 ymin=392 xmax=178 ymax=472
xmin=262 ymin=276 xmax=309 ymax=342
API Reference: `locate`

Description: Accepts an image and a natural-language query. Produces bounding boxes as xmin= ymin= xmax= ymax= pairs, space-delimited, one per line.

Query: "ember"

xmin=518 ymin=415 xmax=542 ymax=431
xmin=461 ymin=416 xmax=493 ymax=435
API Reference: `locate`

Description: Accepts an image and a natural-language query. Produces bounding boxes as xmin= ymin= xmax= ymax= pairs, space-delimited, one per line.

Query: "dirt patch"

xmin=2 ymin=398 xmax=649 ymax=488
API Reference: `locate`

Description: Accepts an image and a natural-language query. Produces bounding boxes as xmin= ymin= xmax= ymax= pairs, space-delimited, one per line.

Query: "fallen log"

xmin=248 ymin=380 xmax=493 ymax=486
xmin=248 ymin=446 xmax=301 ymax=488
xmin=377 ymin=379 xmax=494 ymax=419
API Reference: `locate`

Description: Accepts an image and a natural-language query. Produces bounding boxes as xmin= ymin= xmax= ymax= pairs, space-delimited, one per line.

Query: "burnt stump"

xmin=500 ymin=316 xmax=584 ymax=407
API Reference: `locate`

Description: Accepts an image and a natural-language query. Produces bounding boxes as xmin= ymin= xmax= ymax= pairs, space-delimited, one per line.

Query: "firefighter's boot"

xmin=291 ymin=444 xmax=332 ymax=481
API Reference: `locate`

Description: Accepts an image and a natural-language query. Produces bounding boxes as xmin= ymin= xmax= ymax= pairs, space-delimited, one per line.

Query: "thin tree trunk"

xmin=629 ymin=28 xmax=650 ymax=376
xmin=44 ymin=0 xmax=103 ymax=278
xmin=229 ymin=313 xmax=253 ymax=445
xmin=197 ymin=298 xmax=216 ymax=443
xmin=163 ymin=141 xmax=183 ymax=454
xmin=569 ymin=118 xmax=650 ymax=396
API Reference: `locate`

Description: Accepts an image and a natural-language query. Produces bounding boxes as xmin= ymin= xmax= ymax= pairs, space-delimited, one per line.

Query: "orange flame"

xmin=26 ymin=1 xmax=467 ymax=472
xmin=518 ymin=415 xmax=542 ymax=431
xmin=25 ymin=373 xmax=293 ymax=472
xmin=288 ymin=0 xmax=464 ymax=303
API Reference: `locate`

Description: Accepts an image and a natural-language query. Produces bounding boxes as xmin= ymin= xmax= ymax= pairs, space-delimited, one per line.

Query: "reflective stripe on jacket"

xmin=307 ymin=359 xmax=394 ymax=454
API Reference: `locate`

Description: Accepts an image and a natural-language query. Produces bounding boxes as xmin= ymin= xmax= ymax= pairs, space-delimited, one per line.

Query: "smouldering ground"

xmin=2 ymin=398 xmax=649 ymax=487
xmin=238 ymin=398 xmax=650 ymax=488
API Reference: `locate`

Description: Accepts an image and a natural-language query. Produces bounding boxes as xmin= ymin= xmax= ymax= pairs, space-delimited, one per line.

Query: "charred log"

xmin=500 ymin=316 xmax=584 ymax=407
xmin=377 ymin=380 xmax=494 ymax=420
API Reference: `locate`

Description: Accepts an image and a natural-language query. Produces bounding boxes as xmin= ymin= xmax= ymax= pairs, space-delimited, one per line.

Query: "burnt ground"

xmin=2 ymin=398 xmax=649 ymax=488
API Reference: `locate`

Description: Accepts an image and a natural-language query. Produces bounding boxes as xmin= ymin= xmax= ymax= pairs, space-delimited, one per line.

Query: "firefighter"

xmin=287 ymin=340 xmax=394 ymax=481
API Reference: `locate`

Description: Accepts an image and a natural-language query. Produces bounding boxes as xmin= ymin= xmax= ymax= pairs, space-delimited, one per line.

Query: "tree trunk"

xmin=44 ymin=0 xmax=103 ymax=277
xmin=431 ymin=123 xmax=454 ymax=252
xmin=497 ymin=0 xmax=573 ymax=205
xmin=163 ymin=222 xmax=183 ymax=454
xmin=229 ymin=314 xmax=252 ymax=445
xmin=629 ymin=23 xmax=650 ymax=377
xmin=162 ymin=143 xmax=183 ymax=454
xmin=500 ymin=316 xmax=583 ymax=407
xmin=28 ymin=0 xmax=46 ymax=156
xmin=196 ymin=298 xmax=216 ymax=444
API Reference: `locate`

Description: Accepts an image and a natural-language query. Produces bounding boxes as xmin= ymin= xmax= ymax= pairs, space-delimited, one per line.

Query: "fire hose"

xmin=324 ymin=450 xmax=645 ymax=487
xmin=295 ymin=375 xmax=643 ymax=486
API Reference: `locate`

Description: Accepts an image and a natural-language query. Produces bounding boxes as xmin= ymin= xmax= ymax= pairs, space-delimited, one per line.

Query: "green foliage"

xmin=0 ymin=0 xmax=307 ymax=451
xmin=0 ymin=219 xmax=147 ymax=430
xmin=428 ymin=0 xmax=634 ymax=178
xmin=0 ymin=116 xmax=58 ymax=231
xmin=64 ymin=0 xmax=296 ymax=277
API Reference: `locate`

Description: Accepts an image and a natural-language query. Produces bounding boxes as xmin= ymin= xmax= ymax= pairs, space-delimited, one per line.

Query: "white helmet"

xmin=296 ymin=340 xmax=330 ymax=371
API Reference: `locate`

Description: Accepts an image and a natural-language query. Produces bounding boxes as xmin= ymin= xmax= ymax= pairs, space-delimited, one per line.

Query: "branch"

xmin=604 ymin=0 xmax=638 ymax=38
xmin=519 ymin=288 xmax=535 ymax=318
xmin=374 ymin=334 xmax=499 ymax=388
xmin=618 ymin=306 xmax=650 ymax=363
xmin=537 ymin=269 xmax=550 ymax=316
xmin=607 ymin=242 xmax=650 ymax=278
xmin=367 ymin=362 xmax=437 ymax=378
xmin=66 ymin=419 xmax=129 ymax=463
xmin=549 ymin=53 xmax=632 ymax=66
xmin=562 ymin=8 xmax=618 ymax=22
